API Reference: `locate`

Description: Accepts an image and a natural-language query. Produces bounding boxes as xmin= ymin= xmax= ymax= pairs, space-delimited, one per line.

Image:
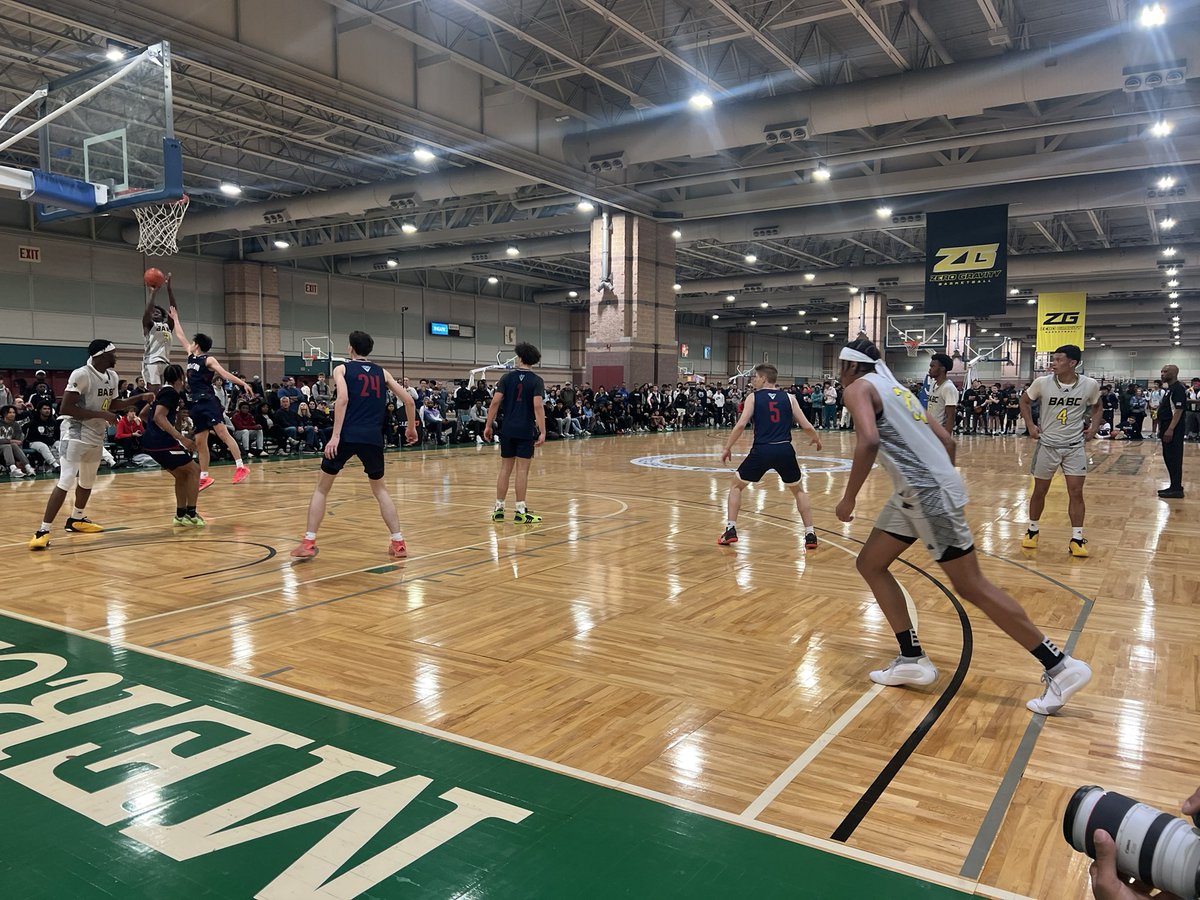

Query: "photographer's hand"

xmin=1090 ymin=830 xmax=1180 ymax=900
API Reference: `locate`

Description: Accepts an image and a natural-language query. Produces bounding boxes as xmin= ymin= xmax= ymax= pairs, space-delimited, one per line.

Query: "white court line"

xmin=0 ymin=606 xmax=1028 ymax=899
xmin=739 ymin=683 xmax=886 ymax=820
xmin=89 ymin=492 xmax=630 ymax=634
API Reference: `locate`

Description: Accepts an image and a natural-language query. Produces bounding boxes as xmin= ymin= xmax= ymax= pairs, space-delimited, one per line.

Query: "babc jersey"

xmin=340 ymin=360 xmax=387 ymax=446
xmin=62 ymin=363 xmax=119 ymax=446
xmin=863 ymin=372 xmax=967 ymax=508
xmin=144 ymin=321 xmax=171 ymax=365
xmin=1025 ymin=374 xmax=1099 ymax=448
xmin=751 ymin=388 xmax=793 ymax=445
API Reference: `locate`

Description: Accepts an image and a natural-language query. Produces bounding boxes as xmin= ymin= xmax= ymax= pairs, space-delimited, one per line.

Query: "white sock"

xmin=200 ymin=471 xmax=209 ymax=479
xmin=235 ymin=457 xmax=245 ymax=468
xmin=1027 ymin=520 xmax=1039 ymax=532
xmin=516 ymin=502 xmax=527 ymax=513
xmin=39 ymin=521 xmax=51 ymax=533
xmin=1072 ymin=527 xmax=1084 ymax=541
xmin=727 ymin=520 xmax=736 ymax=529
xmin=391 ymin=532 xmax=404 ymax=541
xmin=494 ymin=500 xmax=504 ymax=511
xmin=71 ymin=507 xmax=85 ymax=519
xmin=304 ymin=531 xmax=317 ymax=541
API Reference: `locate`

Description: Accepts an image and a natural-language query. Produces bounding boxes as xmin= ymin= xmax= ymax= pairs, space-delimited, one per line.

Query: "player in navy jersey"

xmin=483 ymin=342 xmax=546 ymax=523
xmin=718 ymin=363 xmax=822 ymax=548
xmin=292 ymin=331 xmax=418 ymax=559
xmin=138 ymin=364 xmax=204 ymax=527
xmin=170 ymin=310 xmax=252 ymax=491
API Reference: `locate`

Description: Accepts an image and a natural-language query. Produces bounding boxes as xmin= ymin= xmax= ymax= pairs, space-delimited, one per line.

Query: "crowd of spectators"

xmin=2 ymin=364 xmax=1198 ymax=478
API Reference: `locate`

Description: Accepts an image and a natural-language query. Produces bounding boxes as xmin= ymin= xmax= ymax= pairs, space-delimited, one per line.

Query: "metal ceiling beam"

xmin=569 ymin=0 xmax=731 ymax=95
xmin=704 ymin=0 xmax=820 ymax=86
xmin=839 ymin=0 xmax=909 ymax=70
xmin=440 ymin=0 xmax=656 ymax=108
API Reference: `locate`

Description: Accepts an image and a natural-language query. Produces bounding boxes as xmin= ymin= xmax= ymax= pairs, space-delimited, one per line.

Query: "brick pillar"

xmin=726 ymin=330 xmax=747 ymax=377
xmin=223 ymin=261 xmax=283 ymax=383
xmin=569 ymin=308 xmax=588 ymax=384
xmin=585 ymin=214 xmax=676 ymax=388
xmin=848 ymin=289 xmax=887 ymax=345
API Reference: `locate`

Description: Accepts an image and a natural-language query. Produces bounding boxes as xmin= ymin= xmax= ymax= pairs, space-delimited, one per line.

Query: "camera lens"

xmin=1064 ymin=785 xmax=1200 ymax=900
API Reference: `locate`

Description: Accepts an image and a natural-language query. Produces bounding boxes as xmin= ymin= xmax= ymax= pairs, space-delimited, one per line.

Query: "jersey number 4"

xmin=356 ymin=374 xmax=381 ymax=397
xmin=1056 ymin=407 xmax=1070 ymax=425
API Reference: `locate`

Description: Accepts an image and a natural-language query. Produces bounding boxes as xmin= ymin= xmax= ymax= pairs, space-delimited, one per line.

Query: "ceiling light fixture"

xmin=576 ymin=199 xmax=595 ymax=213
xmin=813 ymin=162 xmax=831 ymax=182
xmin=1168 ymin=279 xmax=1180 ymax=287
xmin=849 ymin=286 xmax=859 ymax=294
xmin=745 ymin=254 xmax=758 ymax=264
xmin=760 ymin=301 xmax=769 ymax=308
xmin=506 ymin=245 xmax=520 ymax=256
xmin=688 ymin=93 xmax=714 ymax=111
xmin=487 ymin=276 xmax=498 ymax=284
xmin=804 ymin=329 xmax=811 ymax=334
xmin=804 ymin=272 xmax=816 ymax=281
xmin=1027 ymin=298 xmax=1037 ymax=305
xmin=1163 ymin=246 xmax=1178 ymax=256
xmin=1151 ymin=120 xmax=1174 ymax=138
xmin=1010 ymin=287 xmax=1020 ymax=295
xmin=105 ymin=45 xmax=126 ymax=62
xmin=273 ymin=239 xmax=290 ymax=250
xmin=1166 ymin=267 xmax=1179 ymax=276
xmin=781 ymin=325 xmax=789 ymax=331
xmin=726 ymin=294 xmax=735 ymax=302
xmin=567 ymin=290 xmax=579 ymax=298
xmin=831 ymin=316 xmax=839 ymax=322
xmin=904 ymin=304 xmax=914 ymax=311
xmin=749 ymin=319 xmax=758 ymax=326
xmin=401 ymin=222 xmax=418 ymax=234
xmin=1139 ymin=3 xmax=1167 ymax=28
xmin=712 ymin=314 xmax=720 ymax=320
xmin=1160 ymin=216 xmax=1177 ymax=229
xmin=413 ymin=148 xmax=436 ymax=163
xmin=876 ymin=205 xmax=893 ymax=218
xmin=1158 ymin=175 xmax=1177 ymax=190
xmin=673 ymin=283 xmax=682 ymax=291
xmin=219 ymin=182 xmax=242 ymax=197
xmin=798 ymin=310 xmax=807 ymax=316
xmin=386 ymin=259 xmax=399 ymax=268
xmin=671 ymin=229 xmax=682 ymax=240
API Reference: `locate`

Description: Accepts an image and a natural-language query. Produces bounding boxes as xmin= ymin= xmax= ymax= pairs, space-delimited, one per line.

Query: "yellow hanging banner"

xmin=1035 ymin=292 xmax=1087 ymax=352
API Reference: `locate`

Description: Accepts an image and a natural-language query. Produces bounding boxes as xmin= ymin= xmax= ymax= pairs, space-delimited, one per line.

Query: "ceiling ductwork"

xmin=334 ymin=233 xmax=590 ymax=275
xmin=563 ymin=25 xmax=1200 ymax=169
xmin=123 ymin=167 xmax=535 ymax=243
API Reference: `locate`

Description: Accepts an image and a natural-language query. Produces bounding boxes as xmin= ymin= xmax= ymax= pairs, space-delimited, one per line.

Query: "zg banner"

xmin=924 ymin=204 xmax=1008 ymax=316
xmin=1036 ymin=292 xmax=1087 ymax=351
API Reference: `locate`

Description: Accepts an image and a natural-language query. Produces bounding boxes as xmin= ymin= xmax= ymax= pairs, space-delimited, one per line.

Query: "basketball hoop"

xmin=132 ymin=194 xmax=189 ymax=256
xmin=903 ymin=339 xmax=921 ymax=358
xmin=306 ymin=351 xmax=319 ymax=365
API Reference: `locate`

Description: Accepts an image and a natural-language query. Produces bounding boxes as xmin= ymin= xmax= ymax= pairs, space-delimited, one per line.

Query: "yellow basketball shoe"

xmin=1020 ymin=528 xmax=1039 ymax=549
xmin=1068 ymin=537 xmax=1089 ymax=558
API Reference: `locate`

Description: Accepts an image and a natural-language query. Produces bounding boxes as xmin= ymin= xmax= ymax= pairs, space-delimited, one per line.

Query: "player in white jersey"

xmin=925 ymin=352 xmax=959 ymax=431
xmin=835 ymin=338 xmax=1092 ymax=715
xmin=29 ymin=341 xmax=152 ymax=550
xmin=142 ymin=274 xmax=179 ymax=388
xmin=1018 ymin=344 xmax=1102 ymax=557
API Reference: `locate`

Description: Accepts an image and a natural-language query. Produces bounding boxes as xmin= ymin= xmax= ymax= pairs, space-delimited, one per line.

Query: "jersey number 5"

xmin=767 ymin=400 xmax=781 ymax=423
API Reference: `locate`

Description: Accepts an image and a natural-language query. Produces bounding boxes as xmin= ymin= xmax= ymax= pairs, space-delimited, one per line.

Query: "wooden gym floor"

xmin=0 ymin=428 xmax=1196 ymax=898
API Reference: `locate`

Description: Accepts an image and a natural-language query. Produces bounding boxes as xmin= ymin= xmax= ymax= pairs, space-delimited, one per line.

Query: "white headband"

xmin=838 ymin=344 xmax=903 ymax=389
xmin=90 ymin=343 xmax=116 ymax=357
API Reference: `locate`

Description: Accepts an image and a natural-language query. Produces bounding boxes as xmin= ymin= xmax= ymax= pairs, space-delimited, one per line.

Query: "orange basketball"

xmin=144 ymin=267 xmax=166 ymax=289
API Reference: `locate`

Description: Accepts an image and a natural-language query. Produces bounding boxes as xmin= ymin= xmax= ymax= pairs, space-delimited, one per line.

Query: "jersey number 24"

xmin=892 ymin=386 xmax=927 ymax=423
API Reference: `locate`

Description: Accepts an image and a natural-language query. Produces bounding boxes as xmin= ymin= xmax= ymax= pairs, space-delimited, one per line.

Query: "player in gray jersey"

xmin=1018 ymin=345 xmax=1102 ymax=557
xmin=142 ymin=273 xmax=179 ymax=388
xmin=835 ymin=337 xmax=1092 ymax=715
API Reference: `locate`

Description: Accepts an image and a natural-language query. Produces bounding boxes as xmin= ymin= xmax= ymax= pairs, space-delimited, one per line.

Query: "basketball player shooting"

xmin=142 ymin=267 xmax=177 ymax=390
xmin=834 ymin=337 xmax=1092 ymax=715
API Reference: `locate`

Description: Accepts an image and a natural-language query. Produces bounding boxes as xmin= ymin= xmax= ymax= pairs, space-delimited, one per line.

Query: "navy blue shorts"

xmin=145 ymin=446 xmax=195 ymax=471
xmin=189 ymin=399 xmax=224 ymax=434
xmin=499 ymin=435 xmax=535 ymax=459
xmin=737 ymin=443 xmax=802 ymax=484
xmin=321 ymin=442 xmax=385 ymax=480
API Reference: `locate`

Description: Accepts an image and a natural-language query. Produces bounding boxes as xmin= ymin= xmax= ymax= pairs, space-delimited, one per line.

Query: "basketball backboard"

xmin=35 ymin=42 xmax=181 ymax=222
xmin=885 ymin=313 xmax=947 ymax=349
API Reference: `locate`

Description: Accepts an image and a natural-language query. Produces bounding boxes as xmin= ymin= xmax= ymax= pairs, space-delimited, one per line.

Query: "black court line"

xmin=257 ymin=665 xmax=293 ymax=679
xmin=752 ymin=511 xmax=974 ymax=843
xmin=68 ymin=538 xmax=277 ymax=579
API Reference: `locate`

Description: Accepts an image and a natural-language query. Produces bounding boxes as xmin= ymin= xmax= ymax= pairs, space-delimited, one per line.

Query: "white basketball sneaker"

xmin=869 ymin=655 xmax=938 ymax=686
xmin=1027 ymin=656 xmax=1092 ymax=715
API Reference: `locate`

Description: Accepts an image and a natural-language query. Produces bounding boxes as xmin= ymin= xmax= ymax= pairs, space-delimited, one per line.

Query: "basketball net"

xmin=133 ymin=194 xmax=189 ymax=256
xmin=904 ymin=339 xmax=921 ymax=358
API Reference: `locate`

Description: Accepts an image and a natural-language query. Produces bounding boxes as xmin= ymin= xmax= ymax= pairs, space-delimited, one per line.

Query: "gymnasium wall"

xmin=674 ymin=324 xmax=825 ymax=383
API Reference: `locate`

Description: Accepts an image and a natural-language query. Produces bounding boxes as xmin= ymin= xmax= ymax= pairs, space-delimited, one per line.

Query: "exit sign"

xmin=19 ymin=246 xmax=40 ymax=263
